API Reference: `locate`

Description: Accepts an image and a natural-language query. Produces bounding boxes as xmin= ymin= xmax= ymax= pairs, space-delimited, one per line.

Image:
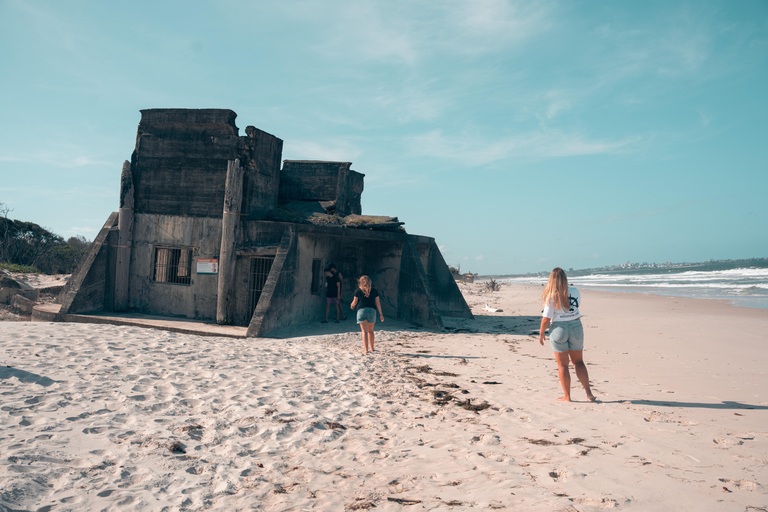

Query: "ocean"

xmin=496 ymin=261 xmax=768 ymax=310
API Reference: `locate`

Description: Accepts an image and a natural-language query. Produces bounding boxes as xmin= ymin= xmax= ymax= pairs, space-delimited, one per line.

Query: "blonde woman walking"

xmin=539 ymin=268 xmax=596 ymax=402
xmin=350 ymin=275 xmax=384 ymax=354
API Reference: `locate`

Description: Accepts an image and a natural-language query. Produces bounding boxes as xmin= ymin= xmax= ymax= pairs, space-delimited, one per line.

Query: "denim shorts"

xmin=356 ymin=307 xmax=377 ymax=324
xmin=548 ymin=318 xmax=584 ymax=352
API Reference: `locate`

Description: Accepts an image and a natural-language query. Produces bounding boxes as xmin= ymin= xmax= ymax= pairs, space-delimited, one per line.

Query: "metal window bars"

xmin=153 ymin=247 xmax=192 ymax=285
xmin=247 ymin=256 xmax=274 ymax=315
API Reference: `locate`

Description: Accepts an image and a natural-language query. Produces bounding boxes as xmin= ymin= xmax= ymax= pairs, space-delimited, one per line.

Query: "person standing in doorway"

xmin=328 ymin=263 xmax=346 ymax=320
xmin=322 ymin=267 xmax=342 ymax=323
xmin=538 ymin=267 xmax=596 ymax=402
xmin=350 ymin=275 xmax=384 ymax=354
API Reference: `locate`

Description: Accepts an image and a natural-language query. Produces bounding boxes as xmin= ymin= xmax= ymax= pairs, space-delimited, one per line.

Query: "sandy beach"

xmin=1 ymin=282 xmax=766 ymax=511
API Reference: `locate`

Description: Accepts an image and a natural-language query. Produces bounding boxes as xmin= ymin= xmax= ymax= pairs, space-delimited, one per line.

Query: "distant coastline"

xmin=490 ymin=257 xmax=768 ymax=280
xmin=483 ymin=258 xmax=768 ymax=310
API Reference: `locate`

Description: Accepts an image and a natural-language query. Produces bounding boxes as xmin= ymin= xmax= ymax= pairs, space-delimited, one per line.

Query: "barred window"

xmin=153 ymin=247 xmax=192 ymax=285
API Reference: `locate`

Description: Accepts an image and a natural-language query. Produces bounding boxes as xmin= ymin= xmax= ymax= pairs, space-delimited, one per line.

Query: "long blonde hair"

xmin=358 ymin=275 xmax=372 ymax=298
xmin=541 ymin=267 xmax=569 ymax=310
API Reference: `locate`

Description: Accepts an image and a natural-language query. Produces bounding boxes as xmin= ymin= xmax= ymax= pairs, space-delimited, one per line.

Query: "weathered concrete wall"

xmin=243 ymin=126 xmax=283 ymax=220
xmin=59 ymin=211 xmax=469 ymax=334
xmin=132 ymin=109 xmax=240 ymax=218
xmin=0 ymin=288 xmax=38 ymax=304
xmin=337 ymin=169 xmax=364 ymax=216
xmin=128 ymin=214 xmax=221 ymax=320
xmin=346 ymin=237 xmax=402 ymax=315
xmin=279 ymin=161 xmax=363 ymax=215
xmin=138 ymin=109 xmax=239 ymax=135
xmin=132 ymin=109 xmax=284 ymax=220
xmin=55 ymin=108 xmax=471 ymax=335
xmin=280 ymin=160 xmax=346 ymax=202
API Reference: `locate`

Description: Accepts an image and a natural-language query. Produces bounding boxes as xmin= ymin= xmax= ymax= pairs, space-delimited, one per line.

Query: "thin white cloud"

xmin=277 ymin=0 xmax=553 ymax=66
xmin=408 ymin=129 xmax=641 ymax=166
xmin=0 ymin=152 xmax=111 ymax=168
xmin=588 ymin=200 xmax=706 ymax=226
xmin=370 ymin=81 xmax=453 ymax=123
xmin=443 ymin=0 xmax=554 ymax=55
xmin=698 ymin=110 xmax=713 ymax=127
xmin=8 ymin=186 xmax=113 ymax=200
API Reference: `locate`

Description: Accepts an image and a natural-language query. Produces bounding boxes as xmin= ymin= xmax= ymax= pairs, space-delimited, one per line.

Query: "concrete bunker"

xmin=54 ymin=109 xmax=472 ymax=336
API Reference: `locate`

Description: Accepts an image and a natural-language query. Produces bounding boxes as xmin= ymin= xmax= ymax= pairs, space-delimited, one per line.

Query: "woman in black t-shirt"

xmin=350 ymin=275 xmax=384 ymax=354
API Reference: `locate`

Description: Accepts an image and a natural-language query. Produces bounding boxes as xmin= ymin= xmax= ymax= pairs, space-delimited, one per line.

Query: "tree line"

xmin=0 ymin=202 xmax=91 ymax=274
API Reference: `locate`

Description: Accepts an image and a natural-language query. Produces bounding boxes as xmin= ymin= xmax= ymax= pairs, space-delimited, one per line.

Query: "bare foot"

xmin=587 ymin=392 xmax=596 ymax=402
xmin=556 ymin=396 xmax=571 ymax=402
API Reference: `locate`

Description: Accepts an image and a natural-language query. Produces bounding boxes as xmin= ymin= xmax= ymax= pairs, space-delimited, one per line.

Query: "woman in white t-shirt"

xmin=538 ymin=268 xmax=596 ymax=402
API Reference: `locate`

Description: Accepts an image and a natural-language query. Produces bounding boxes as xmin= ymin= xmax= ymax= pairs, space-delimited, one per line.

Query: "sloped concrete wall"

xmin=425 ymin=241 xmax=474 ymax=318
xmin=59 ymin=212 xmax=119 ymax=314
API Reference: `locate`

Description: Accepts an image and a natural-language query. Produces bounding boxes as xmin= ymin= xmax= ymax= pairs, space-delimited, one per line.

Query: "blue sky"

xmin=1 ymin=0 xmax=766 ymax=275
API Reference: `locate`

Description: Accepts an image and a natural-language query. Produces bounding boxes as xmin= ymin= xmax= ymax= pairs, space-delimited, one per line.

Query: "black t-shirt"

xmin=325 ymin=273 xmax=341 ymax=298
xmin=354 ymin=288 xmax=379 ymax=309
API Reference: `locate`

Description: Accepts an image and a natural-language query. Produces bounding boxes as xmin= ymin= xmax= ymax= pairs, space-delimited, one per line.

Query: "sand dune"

xmin=1 ymin=283 xmax=766 ymax=510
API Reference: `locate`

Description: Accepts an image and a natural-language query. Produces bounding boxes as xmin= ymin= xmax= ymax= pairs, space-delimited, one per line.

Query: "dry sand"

xmin=1 ymin=282 xmax=766 ymax=511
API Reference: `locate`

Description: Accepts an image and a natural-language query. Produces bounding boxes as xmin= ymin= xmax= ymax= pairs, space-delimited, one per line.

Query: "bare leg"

xmin=554 ymin=351 xmax=572 ymax=402
xmin=569 ymin=350 xmax=596 ymax=401
xmin=368 ymin=324 xmax=375 ymax=352
xmin=324 ymin=302 xmax=330 ymax=322
xmin=360 ymin=321 xmax=371 ymax=354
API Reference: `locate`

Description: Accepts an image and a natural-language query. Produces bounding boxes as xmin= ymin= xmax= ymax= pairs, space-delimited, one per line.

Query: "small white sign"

xmin=197 ymin=259 xmax=218 ymax=274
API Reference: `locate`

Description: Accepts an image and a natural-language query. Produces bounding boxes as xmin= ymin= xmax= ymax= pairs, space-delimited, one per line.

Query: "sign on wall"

xmin=196 ymin=259 xmax=218 ymax=275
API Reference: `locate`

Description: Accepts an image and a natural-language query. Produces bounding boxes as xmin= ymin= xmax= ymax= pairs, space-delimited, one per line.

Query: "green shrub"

xmin=0 ymin=262 xmax=41 ymax=273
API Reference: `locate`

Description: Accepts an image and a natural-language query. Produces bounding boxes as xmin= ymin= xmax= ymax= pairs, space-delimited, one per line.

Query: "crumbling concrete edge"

xmin=404 ymin=236 xmax=445 ymax=331
xmin=428 ymin=240 xmax=474 ymax=319
xmin=58 ymin=212 xmax=119 ymax=315
xmin=246 ymin=226 xmax=297 ymax=337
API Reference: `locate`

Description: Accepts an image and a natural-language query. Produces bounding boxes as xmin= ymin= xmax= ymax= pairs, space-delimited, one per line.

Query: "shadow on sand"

xmin=443 ymin=314 xmax=542 ymax=336
xmin=627 ymin=399 xmax=768 ymax=410
xmin=267 ymin=315 xmax=543 ymax=339
xmin=266 ymin=318 xmax=431 ymax=339
xmin=0 ymin=366 xmax=57 ymax=387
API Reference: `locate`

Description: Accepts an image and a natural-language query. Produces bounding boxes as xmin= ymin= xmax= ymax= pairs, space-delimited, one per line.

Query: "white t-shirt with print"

xmin=542 ymin=286 xmax=581 ymax=322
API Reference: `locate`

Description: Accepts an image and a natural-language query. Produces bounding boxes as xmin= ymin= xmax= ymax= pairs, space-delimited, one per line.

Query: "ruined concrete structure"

xmin=57 ymin=109 xmax=471 ymax=336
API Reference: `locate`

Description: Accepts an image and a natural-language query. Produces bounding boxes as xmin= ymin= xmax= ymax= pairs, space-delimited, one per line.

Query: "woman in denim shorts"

xmin=350 ymin=275 xmax=384 ymax=355
xmin=538 ymin=268 xmax=596 ymax=402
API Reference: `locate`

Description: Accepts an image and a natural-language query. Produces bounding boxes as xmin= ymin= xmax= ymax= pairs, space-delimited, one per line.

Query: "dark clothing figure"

xmin=326 ymin=272 xmax=341 ymax=299
xmin=322 ymin=268 xmax=344 ymax=323
xmin=353 ymin=287 xmax=379 ymax=309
